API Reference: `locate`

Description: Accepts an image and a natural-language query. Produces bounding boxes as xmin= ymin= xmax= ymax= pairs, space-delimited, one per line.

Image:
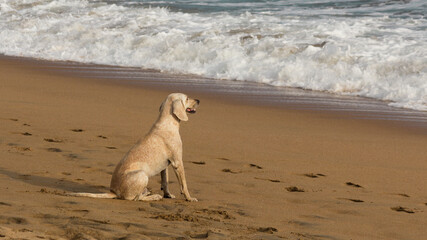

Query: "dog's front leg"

xmin=161 ymin=168 xmax=175 ymax=199
xmin=171 ymin=162 xmax=198 ymax=202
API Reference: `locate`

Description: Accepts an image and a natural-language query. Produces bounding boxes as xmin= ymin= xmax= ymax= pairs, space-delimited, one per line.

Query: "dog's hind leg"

xmin=135 ymin=192 xmax=163 ymax=201
xmin=122 ymin=170 xmax=162 ymax=201
xmin=134 ymin=188 xmax=162 ymax=201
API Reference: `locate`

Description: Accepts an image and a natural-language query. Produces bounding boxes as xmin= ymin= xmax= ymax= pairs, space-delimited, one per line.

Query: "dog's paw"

xmin=164 ymin=193 xmax=176 ymax=199
xmin=186 ymin=197 xmax=198 ymax=202
xmin=150 ymin=194 xmax=163 ymax=201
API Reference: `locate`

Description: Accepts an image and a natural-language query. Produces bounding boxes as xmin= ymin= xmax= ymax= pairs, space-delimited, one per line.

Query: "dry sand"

xmin=0 ymin=57 xmax=426 ymax=240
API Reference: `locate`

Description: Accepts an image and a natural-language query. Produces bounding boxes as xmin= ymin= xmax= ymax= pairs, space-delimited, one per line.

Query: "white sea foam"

xmin=0 ymin=0 xmax=426 ymax=111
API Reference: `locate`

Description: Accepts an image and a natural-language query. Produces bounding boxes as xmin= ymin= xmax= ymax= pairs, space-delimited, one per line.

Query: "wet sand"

xmin=0 ymin=56 xmax=426 ymax=239
xmin=7 ymin=55 xmax=427 ymax=126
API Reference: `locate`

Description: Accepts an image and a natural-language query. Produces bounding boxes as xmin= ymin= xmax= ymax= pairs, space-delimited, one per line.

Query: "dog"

xmin=67 ymin=93 xmax=199 ymax=202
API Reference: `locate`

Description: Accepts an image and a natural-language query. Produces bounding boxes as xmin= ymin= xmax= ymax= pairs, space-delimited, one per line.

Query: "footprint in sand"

xmin=257 ymin=227 xmax=277 ymax=234
xmin=188 ymin=231 xmax=209 ymax=239
xmin=97 ymin=135 xmax=108 ymax=139
xmin=21 ymin=132 xmax=32 ymax=136
xmin=346 ymin=182 xmax=363 ymax=188
xmin=47 ymin=148 xmax=62 ymax=152
xmin=72 ymin=209 xmax=90 ymax=214
xmin=222 ymin=169 xmax=241 ymax=174
xmin=249 ymin=164 xmax=262 ymax=169
xmin=71 ymin=129 xmax=84 ymax=132
xmin=254 ymin=177 xmax=280 ymax=183
xmin=0 ymin=202 xmax=12 ymax=207
xmin=0 ymin=216 xmax=27 ymax=225
xmin=9 ymin=146 xmax=31 ymax=152
xmin=7 ymin=146 xmax=32 ymax=156
xmin=286 ymin=186 xmax=304 ymax=192
xmin=64 ymin=153 xmax=83 ymax=160
xmin=396 ymin=193 xmax=410 ymax=198
xmin=44 ymin=138 xmax=63 ymax=143
xmin=303 ymin=173 xmax=326 ymax=178
xmin=391 ymin=206 xmax=415 ymax=214
xmin=106 ymin=146 xmax=117 ymax=149
xmin=192 ymin=161 xmax=206 ymax=165
xmin=339 ymin=198 xmax=364 ymax=203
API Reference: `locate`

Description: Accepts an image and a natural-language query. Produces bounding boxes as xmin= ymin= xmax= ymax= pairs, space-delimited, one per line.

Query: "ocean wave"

xmin=0 ymin=0 xmax=426 ymax=111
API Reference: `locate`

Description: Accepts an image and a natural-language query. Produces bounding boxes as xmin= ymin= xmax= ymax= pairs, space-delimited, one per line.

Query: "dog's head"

xmin=159 ymin=93 xmax=200 ymax=122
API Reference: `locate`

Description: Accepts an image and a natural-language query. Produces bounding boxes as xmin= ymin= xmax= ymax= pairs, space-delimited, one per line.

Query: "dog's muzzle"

xmin=186 ymin=99 xmax=199 ymax=114
xmin=186 ymin=108 xmax=196 ymax=114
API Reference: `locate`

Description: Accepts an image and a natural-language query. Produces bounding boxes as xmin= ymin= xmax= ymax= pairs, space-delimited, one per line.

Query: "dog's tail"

xmin=66 ymin=192 xmax=117 ymax=199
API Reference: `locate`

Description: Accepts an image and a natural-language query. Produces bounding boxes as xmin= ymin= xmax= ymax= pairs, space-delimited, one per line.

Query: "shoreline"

xmin=0 ymin=55 xmax=426 ymax=239
xmin=3 ymin=55 xmax=427 ymax=131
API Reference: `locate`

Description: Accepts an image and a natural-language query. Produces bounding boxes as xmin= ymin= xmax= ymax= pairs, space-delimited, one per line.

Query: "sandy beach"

xmin=0 ymin=56 xmax=426 ymax=239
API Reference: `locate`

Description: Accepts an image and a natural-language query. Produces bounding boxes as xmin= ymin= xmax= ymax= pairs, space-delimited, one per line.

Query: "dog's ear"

xmin=172 ymin=99 xmax=188 ymax=121
xmin=159 ymin=100 xmax=165 ymax=112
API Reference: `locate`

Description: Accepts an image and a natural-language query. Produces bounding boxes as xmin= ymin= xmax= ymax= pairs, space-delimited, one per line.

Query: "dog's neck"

xmin=153 ymin=108 xmax=181 ymax=131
